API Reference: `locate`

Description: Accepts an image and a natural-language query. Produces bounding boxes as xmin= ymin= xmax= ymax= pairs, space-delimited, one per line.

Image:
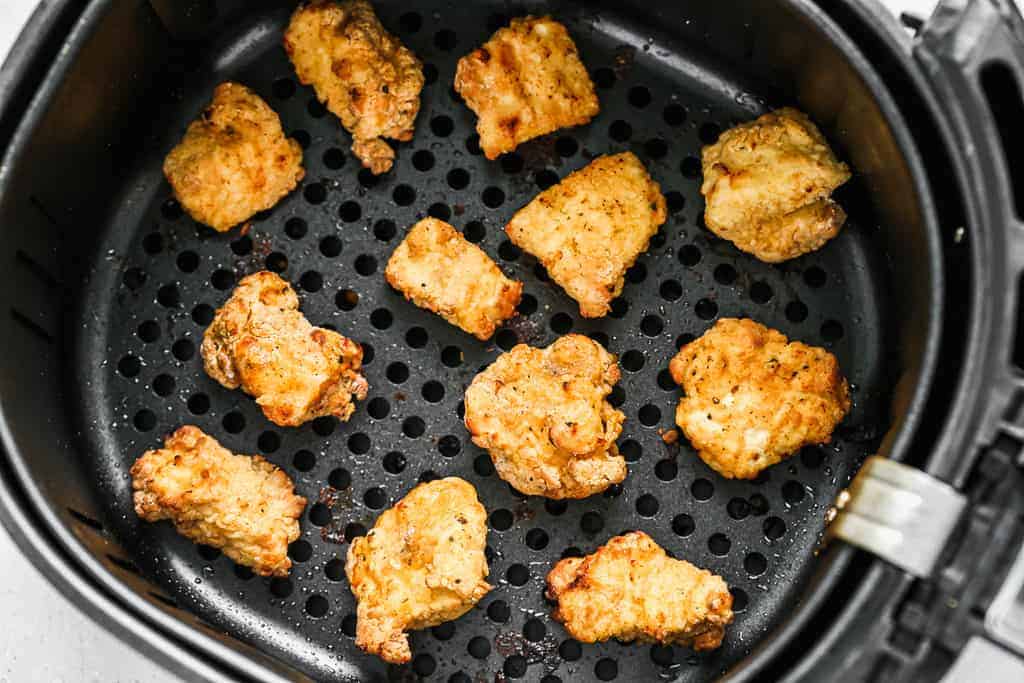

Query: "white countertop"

xmin=0 ymin=1 xmax=941 ymax=681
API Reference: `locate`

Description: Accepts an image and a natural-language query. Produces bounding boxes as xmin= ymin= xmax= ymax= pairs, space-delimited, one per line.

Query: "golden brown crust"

xmin=505 ymin=152 xmax=667 ymax=318
xmin=546 ymin=531 xmax=733 ymax=650
xmin=463 ymin=334 xmax=626 ymax=498
xmin=454 ymin=15 xmax=599 ymax=159
xmin=345 ymin=478 xmax=491 ymax=664
xmin=700 ymin=107 xmax=851 ymax=262
xmin=130 ymin=426 xmax=306 ymax=577
xmin=162 ymin=82 xmax=304 ymax=232
xmin=201 ymin=271 xmax=368 ymax=427
xmin=669 ymin=318 xmax=851 ymax=479
xmin=284 ymin=0 xmax=423 ymax=174
xmin=384 ymin=218 xmax=522 ymax=340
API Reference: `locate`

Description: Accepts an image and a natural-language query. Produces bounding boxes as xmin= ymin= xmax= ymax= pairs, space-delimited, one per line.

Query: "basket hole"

xmin=293 ymin=449 xmax=315 ymax=471
xmin=299 ymin=271 xmax=323 ymax=293
xmin=363 ymin=487 xmax=387 ymax=509
xmin=473 ymin=454 xmax=494 ymax=476
xmin=157 ymin=283 xmax=180 ymax=307
xmin=560 ymin=639 xmax=583 ymax=661
xmin=425 ymin=203 xmax=449 ymax=220
xmin=750 ymin=492 xmax=770 ymax=515
xmin=468 ymin=636 xmax=491 ymax=659
xmin=398 ymin=10 xmax=421 ymax=32
xmin=495 ymin=328 xmax=517 ymax=350
xmin=339 ymin=201 xmax=361 ymax=223
xmin=786 ymin=300 xmax=809 ymax=322
xmin=695 ymin=299 xmax=718 ymax=320
xmin=620 ymin=439 xmax=642 ymax=462
xmin=329 ymin=468 xmax=351 ymax=489
xmin=596 ymin=658 xmax=619 ymax=681
xmin=555 ymin=137 xmax=578 ymax=157
xmin=354 ymin=254 xmax=377 ymax=276
xmin=745 ymin=552 xmax=768 ymax=576
xmin=750 ymin=281 xmax=773 ymax=303
xmin=335 ymin=288 xmax=358 ymax=311
xmin=535 ymin=169 xmax=559 ymax=190
xmin=382 ymin=451 xmax=406 ymax=474
xmin=309 ymin=503 xmax=331 ymax=526
xmin=500 ymin=152 xmax=524 ymax=174
xmin=392 ymin=184 xmax=416 ymax=206
xmin=434 ymin=28 xmax=457 ymax=51
xmin=638 ymin=404 xmax=661 ymax=426
xmin=438 ymin=434 xmax=461 ymax=457
xmin=432 ymin=622 xmax=455 ymax=640
xmin=609 ymin=297 xmax=629 ymax=319
xmin=708 ymin=532 xmax=731 ymax=556
xmin=487 ymin=599 xmax=510 ymax=623
xmin=303 ymin=183 xmax=326 ymax=205
xmin=288 ymin=539 xmax=312 ymax=562
xmin=322 ymin=147 xmax=344 ymax=168
xmin=490 ymin=509 xmax=513 ymax=531
xmin=421 ymin=381 xmax=444 ymax=403
xmin=402 ymin=416 xmax=425 ymax=438
xmin=347 ymin=432 xmax=370 ymax=455
xmin=506 ymin=563 xmax=529 ymax=586
xmin=764 ymin=515 xmax=787 ymax=540
xmin=466 ymin=134 xmax=482 ymax=155
xmin=732 ymin=587 xmax=749 ymax=613
xmin=545 ymin=499 xmax=568 ymax=516
xmin=324 ymin=558 xmax=344 ymax=581
xmin=821 ymin=320 xmax=844 ymax=342
xmin=423 ymin=63 xmax=438 ymax=84
xmin=803 ymin=266 xmax=827 ymax=288
xmin=258 ymin=431 xmax=280 ymax=453
xmin=312 ymin=416 xmax=337 ymax=436
xmin=636 ymin=494 xmax=659 ymax=517
xmin=367 ymin=397 xmax=390 ymax=419
xmin=783 ymin=480 xmax=806 ymax=504
xmin=641 ymin=315 xmax=664 ymax=337
xmin=482 ymin=187 xmax=505 ymax=208
xmin=656 ymin=369 xmax=676 ymax=391
xmin=176 ymin=250 xmax=199 ymax=272
xmin=138 ymin=320 xmax=161 ymax=342
xmin=161 ymin=198 xmax=183 ymax=220
xmin=665 ymin=191 xmax=685 ymax=213
xmin=524 ymin=617 xmax=547 ymax=641
xmin=447 ymin=168 xmax=471 ymax=190
xmin=621 ymin=350 xmax=644 ymax=372
xmin=800 ymin=446 xmax=825 ymax=468
xmin=345 ymin=522 xmax=367 ymax=541
xmin=386 ymin=362 xmax=409 ymax=384
xmin=430 ymin=115 xmax=454 ymax=137
xmin=117 ymin=354 xmax=141 ymax=377
xmin=370 ymin=308 xmax=392 ymax=329
xmin=691 ymin=478 xmax=714 ymax=501
xmin=222 ymin=411 xmax=245 ymax=433
xmin=341 ymin=614 xmax=357 ymax=636
xmin=357 ymin=168 xmax=378 ymax=188
xmin=608 ymin=385 xmax=626 ymax=407
xmin=580 ymin=511 xmax=604 ymax=534
xmin=265 ymin=251 xmax=288 ymax=272
xmin=290 ymin=129 xmax=310 ymax=149
xmin=609 ymin=120 xmax=632 ymax=142
xmin=187 ymin=393 xmax=209 ymax=415
xmin=525 ymin=528 xmax=549 ymax=550
xmin=305 ymin=595 xmax=328 ymax=618
xmin=672 ymin=513 xmax=695 ymax=537
xmin=644 ymin=138 xmax=668 ymax=159
xmin=373 ymin=219 xmax=396 ymax=242
xmin=655 ymin=459 xmax=677 ymax=481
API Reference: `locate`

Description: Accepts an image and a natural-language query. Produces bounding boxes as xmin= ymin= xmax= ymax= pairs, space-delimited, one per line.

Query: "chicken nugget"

xmin=454 ymin=15 xmax=599 ymax=159
xmin=385 ymin=218 xmax=522 ymax=340
xmin=546 ymin=531 xmax=733 ymax=650
xmin=285 ymin=0 xmax=423 ymax=174
xmin=131 ymin=426 xmax=306 ymax=577
xmin=701 ymin=107 xmax=851 ymax=262
xmin=464 ymin=334 xmax=626 ymax=498
xmin=505 ymin=152 xmax=666 ymax=317
xmin=201 ymin=271 xmax=368 ymax=427
xmin=669 ymin=318 xmax=850 ymax=479
xmin=346 ymin=478 xmax=491 ymax=664
xmin=162 ymin=82 xmax=304 ymax=232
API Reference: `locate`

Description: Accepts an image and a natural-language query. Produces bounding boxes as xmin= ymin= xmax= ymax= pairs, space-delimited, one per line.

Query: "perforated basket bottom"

xmin=75 ymin=4 xmax=891 ymax=681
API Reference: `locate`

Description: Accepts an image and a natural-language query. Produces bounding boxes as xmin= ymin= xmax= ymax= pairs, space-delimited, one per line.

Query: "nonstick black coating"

xmin=74 ymin=3 xmax=892 ymax=681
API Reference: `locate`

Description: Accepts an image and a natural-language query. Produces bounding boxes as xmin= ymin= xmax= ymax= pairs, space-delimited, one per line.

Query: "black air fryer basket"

xmin=2 ymin=0 xmax=1024 ymax=681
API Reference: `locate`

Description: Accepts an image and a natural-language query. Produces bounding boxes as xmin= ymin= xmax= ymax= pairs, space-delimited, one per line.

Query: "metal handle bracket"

xmin=828 ymin=456 xmax=967 ymax=577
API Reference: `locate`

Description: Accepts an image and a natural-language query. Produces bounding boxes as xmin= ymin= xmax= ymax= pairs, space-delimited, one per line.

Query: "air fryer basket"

xmin=0 ymin=0 xmax=958 ymax=681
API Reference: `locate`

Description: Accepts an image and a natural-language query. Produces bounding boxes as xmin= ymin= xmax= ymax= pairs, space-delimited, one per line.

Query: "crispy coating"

xmin=385 ymin=218 xmax=522 ymax=340
xmin=131 ymin=426 xmax=306 ymax=577
xmin=701 ymin=107 xmax=852 ymax=262
xmin=505 ymin=152 xmax=666 ymax=318
xmin=201 ymin=271 xmax=368 ymax=427
xmin=546 ymin=531 xmax=733 ymax=650
xmin=464 ymin=334 xmax=626 ymax=498
xmin=284 ymin=0 xmax=423 ymax=174
xmin=669 ymin=318 xmax=850 ymax=479
xmin=454 ymin=15 xmax=599 ymax=159
xmin=162 ymin=82 xmax=304 ymax=232
xmin=346 ymin=478 xmax=491 ymax=664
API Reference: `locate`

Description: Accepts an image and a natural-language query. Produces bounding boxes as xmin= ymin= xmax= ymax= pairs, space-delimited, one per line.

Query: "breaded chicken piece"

xmin=669 ymin=318 xmax=850 ymax=479
xmin=505 ymin=152 xmax=667 ymax=318
xmin=162 ymin=82 xmax=304 ymax=232
xmin=464 ymin=334 xmax=626 ymax=498
xmin=547 ymin=531 xmax=733 ymax=650
xmin=284 ymin=0 xmax=423 ymax=174
xmin=201 ymin=271 xmax=368 ymax=427
xmin=346 ymin=478 xmax=491 ymax=664
xmin=385 ymin=218 xmax=522 ymax=340
xmin=454 ymin=16 xmax=599 ymax=159
xmin=131 ymin=426 xmax=306 ymax=577
xmin=701 ymin=107 xmax=852 ymax=262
